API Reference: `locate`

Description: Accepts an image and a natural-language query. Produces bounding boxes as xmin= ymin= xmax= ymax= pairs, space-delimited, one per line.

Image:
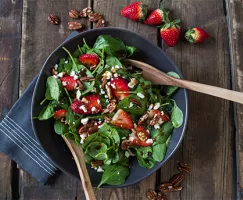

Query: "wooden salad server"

xmin=125 ymin=59 xmax=243 ymax=104
xmin=63 ymin=136 xmax=96 ymax=200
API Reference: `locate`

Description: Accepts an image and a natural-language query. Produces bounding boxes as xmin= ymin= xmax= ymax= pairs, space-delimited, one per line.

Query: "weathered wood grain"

xmin=161 ymin=0 xmax=235 ymax=199
xmin=19 ymin=0 xmax=89 ymax=199
xmin=93 ymin=0 xmax=160 ymax=199
xmin=0 ymin=0 xmax=23 ymax=199
xmin=227 ymin=0 xmax=243 ymax=199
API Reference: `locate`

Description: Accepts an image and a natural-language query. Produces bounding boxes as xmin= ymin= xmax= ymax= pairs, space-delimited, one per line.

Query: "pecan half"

xmin=121 ymin=140 xmax=131 ymax=150
xmin=107 ymin=102 xmax=117 ymax=113
xmin=68 ymin=21 xmax=82 ymax=30
xmin=130 ymin=98 xmax=142 ymax=108
xmin=105 ymin=85 xmax=113 ymax=100
xmin=149 ymin=113 xmax=160 ymax=126
xmin=88 ymin=12 xmax=103 ymax=22
xmin=78 ymin=124 xmax=98 ymax=135
xmin=80 ymin=7 xmax=93 ymax=17
xmin=147 ymin=189 xmax=157 ymax=200
xmin=48 ymin=14 xmax=60 ymax=25
xmin=177 ymin=162 xmax=192 ymax=173
xmin=157 ymin=192 xmax=167 ymax=200
xmin=138 ymin=113 xmax=149 ymax=125
xmin=69 ymin=9 xmax=80 ymax=19
xmin=52 ymin=68 xmax=58 ymax=75
xmin=173 ymin=186 xmax=182 ymax=191
xmin=101 ymin=77 xmax=107 ymax=88
xmin=80 ymin=76 xmax=95 ymax=81
xmin=169 ymin=173 xmax=184 ymax=186
xmin=96 ymin=19 xmax=107 ymax=28
xmin=76 ymin=80 xmax=84 ymax=91
xmin=159 ymin=183 xmax=174 ymax=192
xmin=104 ymin=116 xmax=112 ymax=122
xmin=91 ymin=160 xmax=103 ymax=168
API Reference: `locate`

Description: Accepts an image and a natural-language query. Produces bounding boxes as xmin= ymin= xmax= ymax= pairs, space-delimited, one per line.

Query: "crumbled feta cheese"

xmin=81 ymin=118 xmax=89 ymax=125
xmin=105 ymin=95 xmax=108 ymax=98
xmin=91 ymin=87 xmax=97 ymax=92
xmin=76 ymin=90 xmax=82 ymax=100
xmin=97 ymin=166 xmax=104 ymax=172
xmin=158 ymin=118 xmax=164 ymax=125
xmin=91 ymin=107 xmax=96 ymax=112
xmin=52 ymin=75 xmax=57 ymax=78
xmin=111 ymin=78 xmax=114 ymax=81
xmin=111 ymin=84 xmax=116 ymax=89
xmin=148 ymin=104 xmax=153 ymax=110
xmin=100 ymin=89 xmax=105 ymax=94
xmin=70 ymin=71 xmax=75 ymax=76
xmin=80 ymin=105 xmax=87 ymax=112
xmin=94 ymin=122 xmax=98 ymax=126
xmin=115 ymin=65 xmax=120 ymax=69
xmin=129 ymin=136 xmax=134 ymax=141
xmin=94 ymin=167 xmax=97 ymax=170
xmin=102 ymin=71 xmax=112 ymax=79
xmin=161 ymin=111 xmax=164 ymax=115
xmin=80 ymin=139 xmax=84 ymax=144
xmin=154 ymin=124 xmax=160 ymax=129
xmin=154 ymin=102 xmax=160 ymax=110
xmin=134 ymin=123 xmax=137 ymax=128
xmin=113 ymin=73 xmax=118 ymax=77
xmin=97 ymin=99 xmax=100 ymax=104
xmin=125 ymin=151 xmax=130 ymax=158
xmin=64 ymin=60 xmax=68 ymax=64
xmin=54 ymin=64 xmax=58 ymax=70
xmin=146 ymin=139 xmax=153 ymax=144
xmin=81 ymin=97 xmax=89 ymax=103
xmin=129 ymin=102 xmax=134 ymax=108
xmin=99 ymin=85 xmax=102 ymax=88
xmin=147 ymin=129 xmax=150 ymax=133
xmin=62 ymin=81 xmax=67 ymax=86
xmin=128 ymin=78 xmax=137 ymax=88
xmin=107 ymin=82 xmax=111 ymax=85
xmin=73 ymin=75 xmax=79 ymax=80
xmin=137 ymin=93 xmax=145 ymax=99
xmin=80 ymin=133 xmax=88 ymax=139
xmin=111 ymin=66 xmax=116 ymax=73
xmin=121 ymin=137 xmax=126 ymax=140
xmin=57 ymin=72 xmax=65 ymax=78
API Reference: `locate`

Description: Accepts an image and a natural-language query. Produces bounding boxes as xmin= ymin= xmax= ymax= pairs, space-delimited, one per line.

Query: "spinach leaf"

xmin=115 ymin=127 xmax=130 ymax=139
xmin=62 ymin=47 xmax=78 ymax=72
xmin=93 ymin=35 xmax=127 ymax=59
xmin=46 ymin=77 xmax=62 ymax=101
xmin=57 ymin=58 xmax=65 ymax=73
xmin=151 ymin=121 xmax=174 ymax=145
xmin=126 ymin=46 xmax=137 ymax=57
xmin=82 ymin=133 xmax=98 ymax=149
xmin=66 ymin=107 xmax=81 ymax=128
xmin=152 ymin=143 xmax=167 ymax=162
xmin=38 ymin=102 xmax=54 ymax=120
xmin=97 ymin=164 xmax=129 ymax=188
xmin=112 ymin=152 xmax=119 ymax=164
xmin=106 ymin=56 xmax=122 ymax=68
xmin=84 ymin=153 xmax=93 ymax=164
xmin=171 ymin=102 xmax=183 ymax=128
xmin=166 ymin=135 xmax=171 ymax=146
xmin=165 ymin=72 xmax=180 ymax=97
xmin=117 ymin=150 xmax=129 ymax=166
xmin=136 ymin=147 xmax=152 ymax=159
xmin=87 ymin=142 xmax=108 ymax=160
xmin=137 ymin=156 xmax=156 ymax=169
xmin=54 ymin=120 xmax=69 ymax=135
xmin=79 ymin=65 xmax=95 ymax=95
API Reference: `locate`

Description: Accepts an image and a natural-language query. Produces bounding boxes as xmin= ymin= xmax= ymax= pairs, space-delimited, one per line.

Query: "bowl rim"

xmin=31 ymin=27 xmax=188 ymax=187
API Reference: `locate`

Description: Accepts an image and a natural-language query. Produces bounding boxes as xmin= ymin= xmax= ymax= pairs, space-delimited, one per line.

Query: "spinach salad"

xmin=38 ymin=35 xmax=183 ymax=187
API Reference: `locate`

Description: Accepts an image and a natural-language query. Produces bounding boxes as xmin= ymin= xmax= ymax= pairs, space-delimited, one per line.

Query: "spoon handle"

xmin=169 ymin=76 xmax=243 ymax=104
xmin=63 ymin=136 xmax=96 ymax=200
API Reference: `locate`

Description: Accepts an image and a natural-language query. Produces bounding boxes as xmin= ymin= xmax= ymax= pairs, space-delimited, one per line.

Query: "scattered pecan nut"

xmin=48 ymin=14 xmax=60 ymax=25
xmin=177 ymin=162 xmax=192 ymax=173
xmin=88 ymin=12 xmax=103 ymax=22
xmin=69 ymin=9 xmax=80 ymax=19
xmin=76 ymin=80 xmax=84 ymax=91
xmin=173 ymin=186 xmax=182 ymax=191
xmin=78 ymin=124 xmax=98 ymax=135
xmin=91 ymin=160 xmax=103 ymax=168
xmin=159 ymin=183 xmax=174 ymax=192
xmin=105 ymin=85 xmax=113 ymax=100
xmin=104 ymin=116 xmax=112 ymax=123
xmin=169 ymin=173 xmax=184 ymax=186
xmin=80 ymin=76 xmax=95 ymax=81
xmin=121 ymin=140 xmax=131 ymax=150
xmin=107 ymin=102 xmax=117 ymax=113
xmin=101 ymin=77 xmax=107 ymax=88
xmin=80 ymin=7 xmax=93 ymax=17
xmin=147 ymin=189 xmax=157 ymax=200
xmin=52 ymin=68 xmax=58 ymax=75
xmin=138 ymin=113 xmax=149 ymax=125
xmin=96 ymin=19 xmax=107 ymax=28
xmin=157 ymin=192 xmax=167 ymax=200
xmin=149 ymin=113 xmax=160 ymax=126
xmin=68 ymin=21 xmax=82 ymax=30
xmin=130 ymin=98 xmax=142 ymax=108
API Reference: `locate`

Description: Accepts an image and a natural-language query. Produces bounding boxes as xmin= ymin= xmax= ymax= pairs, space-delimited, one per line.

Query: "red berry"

xmin=110 ymin=77 xmax=130 ymax=101
xmin=60 ymin=75 xmax=77 ymax=91
xmin=111 ymin=109 xmax=134 ymax=129
xmin=79 ymin=54 xmax=99 ymax=67
xmin=185 ymin=27 xmax=210 ymax=44
xmin=143 ymin=6 xmax=169 ymax=25
xmin=54 ymin=109 xmax=67 ymax=120
xmin=121 ymin=2 xmax=148 ymax=21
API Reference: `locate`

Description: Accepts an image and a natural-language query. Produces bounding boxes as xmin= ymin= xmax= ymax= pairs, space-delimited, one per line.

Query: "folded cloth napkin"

xmin=0 ymin=31 xmax=79 ymax=185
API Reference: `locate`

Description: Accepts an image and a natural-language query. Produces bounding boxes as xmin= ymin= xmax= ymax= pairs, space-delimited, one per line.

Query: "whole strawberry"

xmin=121 ymin=2 xmax=148 ymax=21
xmin=143 ymin=4 xmax=169 ymax=25
xmin=160 ymin=20 xmax=181 ymax=47
xmin=185 ymin=27 xmax=210 ymax=44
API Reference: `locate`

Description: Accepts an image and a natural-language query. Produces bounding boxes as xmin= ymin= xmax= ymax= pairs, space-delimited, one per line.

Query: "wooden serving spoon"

xmin=62 ymin=136 xmax=96 ymax=200
xmin=125 ymin=59 xmax=243 ymax=104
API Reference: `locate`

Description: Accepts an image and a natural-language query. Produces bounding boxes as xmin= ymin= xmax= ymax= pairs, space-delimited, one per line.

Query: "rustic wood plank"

xmin=93 ymin=0 xmax=160 ymax=199
xmin=161 ymin=0 xmax=235 ymax=199
xmin=0 ymin=0 xmax=23 ymax=199
xmin=227 ymin=0 xmax=243 ymax=199
xmin=19 ymin=0 xmax=90 ymax=199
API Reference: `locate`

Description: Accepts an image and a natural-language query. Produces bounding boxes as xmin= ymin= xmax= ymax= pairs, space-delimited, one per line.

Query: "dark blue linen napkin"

xmin=0 ymin=31 xmax=79 ymax=185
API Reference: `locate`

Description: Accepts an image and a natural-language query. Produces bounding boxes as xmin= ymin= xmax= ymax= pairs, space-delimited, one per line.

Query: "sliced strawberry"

xmin=129 ymin=125 xmax=152 ymax=147
xmin=79 ymin=54 xmax=99 ymax=68
xmin=161 ymin=112 xmax=170 ymax=122
xmin=110 ymin=77 xmax=130 ymax=101
xmin=71 ymin=94 xmax=102 ymax=115
xmin=54 ymin=109 xmax=67 ymax=120
xmin=60 ymin=75 xmax=77 ymax=91
xmin=131 ymin=139 xmax=153 ymax=147
xmin=111 ymin=109 xmax=134 ymax=129
xmin=135 ymin=125 xmax=150 ymax=139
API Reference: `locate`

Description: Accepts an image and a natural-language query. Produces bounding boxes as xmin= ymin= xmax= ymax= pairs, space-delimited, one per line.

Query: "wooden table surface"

xmin=0 ymin=0 xmax=242 ymax=199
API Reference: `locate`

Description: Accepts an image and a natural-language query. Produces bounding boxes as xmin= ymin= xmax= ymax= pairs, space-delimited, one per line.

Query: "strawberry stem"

xmin=62 ymin=47 xmax=78 ymax=72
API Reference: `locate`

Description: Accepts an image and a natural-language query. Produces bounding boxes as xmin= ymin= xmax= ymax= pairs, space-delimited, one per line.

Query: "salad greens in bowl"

xmin=32 ymin=28 xmax=188 ymax=187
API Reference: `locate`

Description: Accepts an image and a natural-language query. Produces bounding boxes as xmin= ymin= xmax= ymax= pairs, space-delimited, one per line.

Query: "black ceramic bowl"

xmin=32 ymin=28 xmax=188 ymax=187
